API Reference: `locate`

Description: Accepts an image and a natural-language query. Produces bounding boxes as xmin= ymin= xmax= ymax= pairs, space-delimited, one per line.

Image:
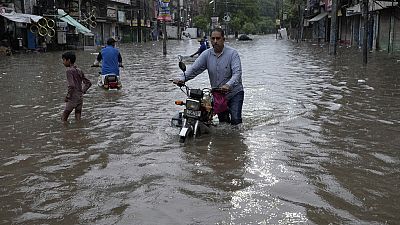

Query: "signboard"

xmin=118 ymin=11 xmax=126 ymax=23
xmin=157 ymin=0 xmax=171 ymax=21
xmin=223 ymin=15 xmax=230 ymax=22
xmin=325 ymin=0 xmax=332 ymax=11
xmin=107 ymin=7 xmax=117 ymax=19
xmin=211 ymin=16 xmax=219 ymax=29
xmin=56 ymin=21 xmax=68 ymax=31
xmin=129 ymin=19 xmax=145 ymax=27
xmin=57 ymin=31 xmax=66 ymax=44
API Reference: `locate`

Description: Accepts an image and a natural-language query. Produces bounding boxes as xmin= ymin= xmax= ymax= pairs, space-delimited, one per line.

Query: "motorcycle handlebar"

xmin=170 ymin=79 xmax=186 ymax=87
xmin=169 ymin=80 xmax=228 ymax=93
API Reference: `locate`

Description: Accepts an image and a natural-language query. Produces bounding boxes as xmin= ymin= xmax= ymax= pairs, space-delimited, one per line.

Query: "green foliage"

xmin=242 ymin=22 xmax=256 ymax=34
xmin=195 ymin=0 xmax=303 ymax=34
xmin=193 ymin=15 xmax=210 ymax=32
xmin=256 ymin=17 xmax=275 ymax=34
xmin=230 ymin=16 xmax=242 ymax=32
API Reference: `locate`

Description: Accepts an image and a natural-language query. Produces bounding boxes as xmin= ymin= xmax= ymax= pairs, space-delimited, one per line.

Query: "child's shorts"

xmin=65 ymin=99 xmax=83 ymax=112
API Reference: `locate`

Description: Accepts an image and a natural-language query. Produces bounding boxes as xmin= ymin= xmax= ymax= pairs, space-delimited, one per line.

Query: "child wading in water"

xmin=61 ymin=51 xmax=92 ymax=122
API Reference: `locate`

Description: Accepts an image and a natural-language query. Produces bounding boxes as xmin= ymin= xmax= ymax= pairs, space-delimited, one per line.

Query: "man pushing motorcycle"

xmin=173 ymin=27 xmax=244 ymax=125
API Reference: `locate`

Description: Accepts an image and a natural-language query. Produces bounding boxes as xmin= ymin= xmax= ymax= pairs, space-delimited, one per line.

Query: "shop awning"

xmin=309 ymin=12 xmax=328 ymax=22
xmin=371 ymin=1 xmax=398 ymax=11
xmin=0 ymin=12 xmax=42 ymax=23
xmin=346 ymin=4 xmax=361 ymax=16
xmin=346 ymin=1 xmax=398 ymax=16
xmin=57 ymin=9 xmax=93 ymax=36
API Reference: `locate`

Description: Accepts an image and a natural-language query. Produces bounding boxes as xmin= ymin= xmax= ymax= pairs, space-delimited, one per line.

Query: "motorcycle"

xmin=91 ymin=65 xmax=122 ymax=90
xmin=171 ymin=56 xmax=218 ymax=143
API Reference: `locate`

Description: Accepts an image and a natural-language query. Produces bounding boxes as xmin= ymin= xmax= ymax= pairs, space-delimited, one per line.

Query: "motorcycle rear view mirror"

xmin=179 ymin=61 xmax=186 ymax=72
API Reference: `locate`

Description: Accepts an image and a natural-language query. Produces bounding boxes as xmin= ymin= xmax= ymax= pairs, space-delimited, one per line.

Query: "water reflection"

xmin=2 ymin=124 xmax=103 ymax=224
xmin=182 ymin=129 xmax=251 ymax=192
xmin=306 ymin=55 xmax=400 ymax=224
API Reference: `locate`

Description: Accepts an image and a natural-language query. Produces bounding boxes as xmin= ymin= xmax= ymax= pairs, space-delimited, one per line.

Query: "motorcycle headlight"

xmin=186 ymin=99 xmax=200 ymax=111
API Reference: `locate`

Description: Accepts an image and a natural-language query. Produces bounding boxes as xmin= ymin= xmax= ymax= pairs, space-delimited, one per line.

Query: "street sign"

xmin=223 ymin=15 xmax=230 ymax=22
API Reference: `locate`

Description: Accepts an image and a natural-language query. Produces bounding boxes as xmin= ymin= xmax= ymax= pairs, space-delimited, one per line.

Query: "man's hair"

xmin=107 ymin=38 xmax=116 ymax=45
xmin=62 ymin=51 xmax=76 ymax=64
xmin=211 ymin=27 xmax=224 ymax=38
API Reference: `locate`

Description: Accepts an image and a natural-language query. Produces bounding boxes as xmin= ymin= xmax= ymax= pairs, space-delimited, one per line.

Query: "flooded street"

xmin=1 ymin=35 xmax=399 ymax=224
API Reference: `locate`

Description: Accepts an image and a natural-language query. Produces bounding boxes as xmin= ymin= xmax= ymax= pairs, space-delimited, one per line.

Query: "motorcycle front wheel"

xmin=179 ymin=122 xmax=193 ymax=143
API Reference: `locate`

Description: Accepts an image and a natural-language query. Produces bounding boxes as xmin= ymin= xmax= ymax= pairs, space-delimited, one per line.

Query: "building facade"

xmin=303 ymin=0 xmax=400 ymax=53
xmin=0 ymin=0 xmax=157 ymax=52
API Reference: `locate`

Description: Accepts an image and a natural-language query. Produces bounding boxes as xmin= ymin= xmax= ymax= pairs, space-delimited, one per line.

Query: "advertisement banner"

xmin=157 ymin=0 xmax=171 ymax=21
xmin=211 ymin=16 xmax=219 ymax=28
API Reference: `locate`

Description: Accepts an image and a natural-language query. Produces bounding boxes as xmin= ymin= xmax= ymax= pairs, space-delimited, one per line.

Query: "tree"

xmin=193 ymin=15 xmax=210 ymax=33
xmin=230 ymin=16 xmax=242 ymax=37
xmin=195 ymin=0 xmax=283 ymax=35
xmin=256 ymin=17 xmax=275 ymax=34
xmin=242 ymin=22 xmax=256 ymax=34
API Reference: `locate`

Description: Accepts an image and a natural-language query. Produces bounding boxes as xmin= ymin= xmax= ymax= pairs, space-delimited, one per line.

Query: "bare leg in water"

xmin=62 ymin=110 xmax=72 ymax=123
xmin=75 ymin=111 xmax=81 ymax=121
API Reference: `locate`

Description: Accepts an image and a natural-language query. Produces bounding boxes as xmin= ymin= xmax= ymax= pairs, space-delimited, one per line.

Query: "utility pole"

xmin=130 ymin=0 xmax=134 ymax=42
xmin=329 ymin=0 xmax=338 ymax=55
xmin=297 ymin=4 xmax=300 ymax=42
xmin=211 ymin=0 xmax=216 ymax=16
xmin=281 ymin=0 xmax=284 ymax=28
xmin=163 ymin=21 xmax=167 ymax=55
xmin=224 ymin=0 xmax=229 ymax=37
xmin=275 ymin=0 xmax=278 ymax=39
xmin=362 ymin=0 xmax=368 ymax=64
xmin=137 ymin=0 xmax=141 ymax=42
xmin=177 ymin=0 xmax=181 ymax=40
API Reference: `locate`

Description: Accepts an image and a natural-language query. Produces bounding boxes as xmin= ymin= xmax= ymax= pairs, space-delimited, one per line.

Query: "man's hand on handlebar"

xmin=219 ymin=84 xmax=231 ymax=94
xmin=172 ymin=79 xmax=185 ymax=87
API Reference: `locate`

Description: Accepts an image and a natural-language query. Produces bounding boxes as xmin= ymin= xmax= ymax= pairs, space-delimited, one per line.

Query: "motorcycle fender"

xmin=179 ymin=127 xmax=189 ymax=137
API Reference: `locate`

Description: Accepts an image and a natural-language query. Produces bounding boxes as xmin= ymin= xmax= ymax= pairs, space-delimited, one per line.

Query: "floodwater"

xmin=1 ymin=35 xmax=399 ymax=225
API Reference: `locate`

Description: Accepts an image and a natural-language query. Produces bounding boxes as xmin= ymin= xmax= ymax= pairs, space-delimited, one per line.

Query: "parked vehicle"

xmin=238 ymin=34 xmax=253 ymax=41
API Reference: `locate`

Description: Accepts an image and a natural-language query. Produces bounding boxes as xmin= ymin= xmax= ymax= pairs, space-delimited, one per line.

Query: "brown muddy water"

xmin=0 ymin=35 xmax=399 ymax=225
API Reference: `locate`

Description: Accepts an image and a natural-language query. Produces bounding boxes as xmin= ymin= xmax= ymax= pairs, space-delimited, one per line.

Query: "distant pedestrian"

xmin=203 ymin=36 xmax=210 ymax=49
xmin=61 ymin=51 xmax=92 ymax=122
xmin=190 ymin=39 xmax=207 ymax=57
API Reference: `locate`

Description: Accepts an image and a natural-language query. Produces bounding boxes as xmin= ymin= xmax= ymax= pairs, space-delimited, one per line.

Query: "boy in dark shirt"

xmin=61 ymin=51 xmax=92 ymax=122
